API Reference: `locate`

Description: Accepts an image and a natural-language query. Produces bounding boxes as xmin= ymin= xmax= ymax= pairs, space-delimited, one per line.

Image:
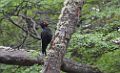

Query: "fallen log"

xmin=0 ymin=46 xmax=101 ymax=73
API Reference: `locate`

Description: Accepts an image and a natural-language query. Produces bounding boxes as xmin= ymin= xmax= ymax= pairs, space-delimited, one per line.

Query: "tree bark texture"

xmin=42 ymin=0 xmax=85 ymax=73
xmin=0 ymin=46 xmax=101 ymax=73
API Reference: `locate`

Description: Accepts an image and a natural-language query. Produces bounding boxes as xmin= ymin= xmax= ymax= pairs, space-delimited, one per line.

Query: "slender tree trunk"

xmin=42 ymin=0 xmax=85 ymax=73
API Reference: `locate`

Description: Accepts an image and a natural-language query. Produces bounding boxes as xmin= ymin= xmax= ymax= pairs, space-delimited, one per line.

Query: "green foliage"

xmin=96 ymin=50 xmax=120 ymax=73
xmin=0 ymin=20 xmax=22 ymax=46
xmin=0 ymin=64 xmax=42 ymax=73
xmin=69 ymin=32 xmax=119 ymax=64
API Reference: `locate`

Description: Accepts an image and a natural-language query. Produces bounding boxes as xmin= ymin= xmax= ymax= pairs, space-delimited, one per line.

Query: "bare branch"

xmin=6 ymin=16 xmax=41 ymax=40
xmin=19 ymin=14 xmax=41 ymax=39
xmin=14 ymin=32 xmax=29 ymax=49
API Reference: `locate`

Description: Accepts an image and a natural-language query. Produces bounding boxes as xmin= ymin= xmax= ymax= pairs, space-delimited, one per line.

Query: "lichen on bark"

xmin=42 ymin=0 xmax=85 ymax=73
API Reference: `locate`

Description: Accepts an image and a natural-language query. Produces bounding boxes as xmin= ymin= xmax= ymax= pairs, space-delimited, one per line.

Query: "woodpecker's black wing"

xmin=41 ymin=27 xmax=52 ymax=43
xmin=41 ymin=27 xmax=52 ymax=55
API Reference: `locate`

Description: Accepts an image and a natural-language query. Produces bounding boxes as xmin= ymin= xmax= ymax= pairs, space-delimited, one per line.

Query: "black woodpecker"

xmin=39 ymin=21 xmax=52 ymax=55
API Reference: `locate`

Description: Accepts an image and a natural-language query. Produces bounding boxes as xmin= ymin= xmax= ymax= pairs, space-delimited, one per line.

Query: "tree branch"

xmin=7 ymin=16 xmax=41 ymax=40
xmin=0 ymin=46 xmax=101 ymax=73
xmin=19 ymin=14 xmax=41 ymax=39
xmin=14 ymin=31 xmax=29 ymax=49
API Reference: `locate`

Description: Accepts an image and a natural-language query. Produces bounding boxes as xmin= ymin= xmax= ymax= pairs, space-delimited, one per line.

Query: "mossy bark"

xmin=42 ymin=0 xmax=85 ymax=73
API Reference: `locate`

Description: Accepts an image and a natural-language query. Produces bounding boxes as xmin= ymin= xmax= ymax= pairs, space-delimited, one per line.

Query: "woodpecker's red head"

xmin=40 ymin=21 xmax=48 ymax=28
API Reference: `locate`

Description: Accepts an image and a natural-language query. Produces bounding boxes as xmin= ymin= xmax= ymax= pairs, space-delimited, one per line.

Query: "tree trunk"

xmin=42 ymin=0 xmax=85 ymax=73
xmin=0 ymin=46 xmax=102 ymax=73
